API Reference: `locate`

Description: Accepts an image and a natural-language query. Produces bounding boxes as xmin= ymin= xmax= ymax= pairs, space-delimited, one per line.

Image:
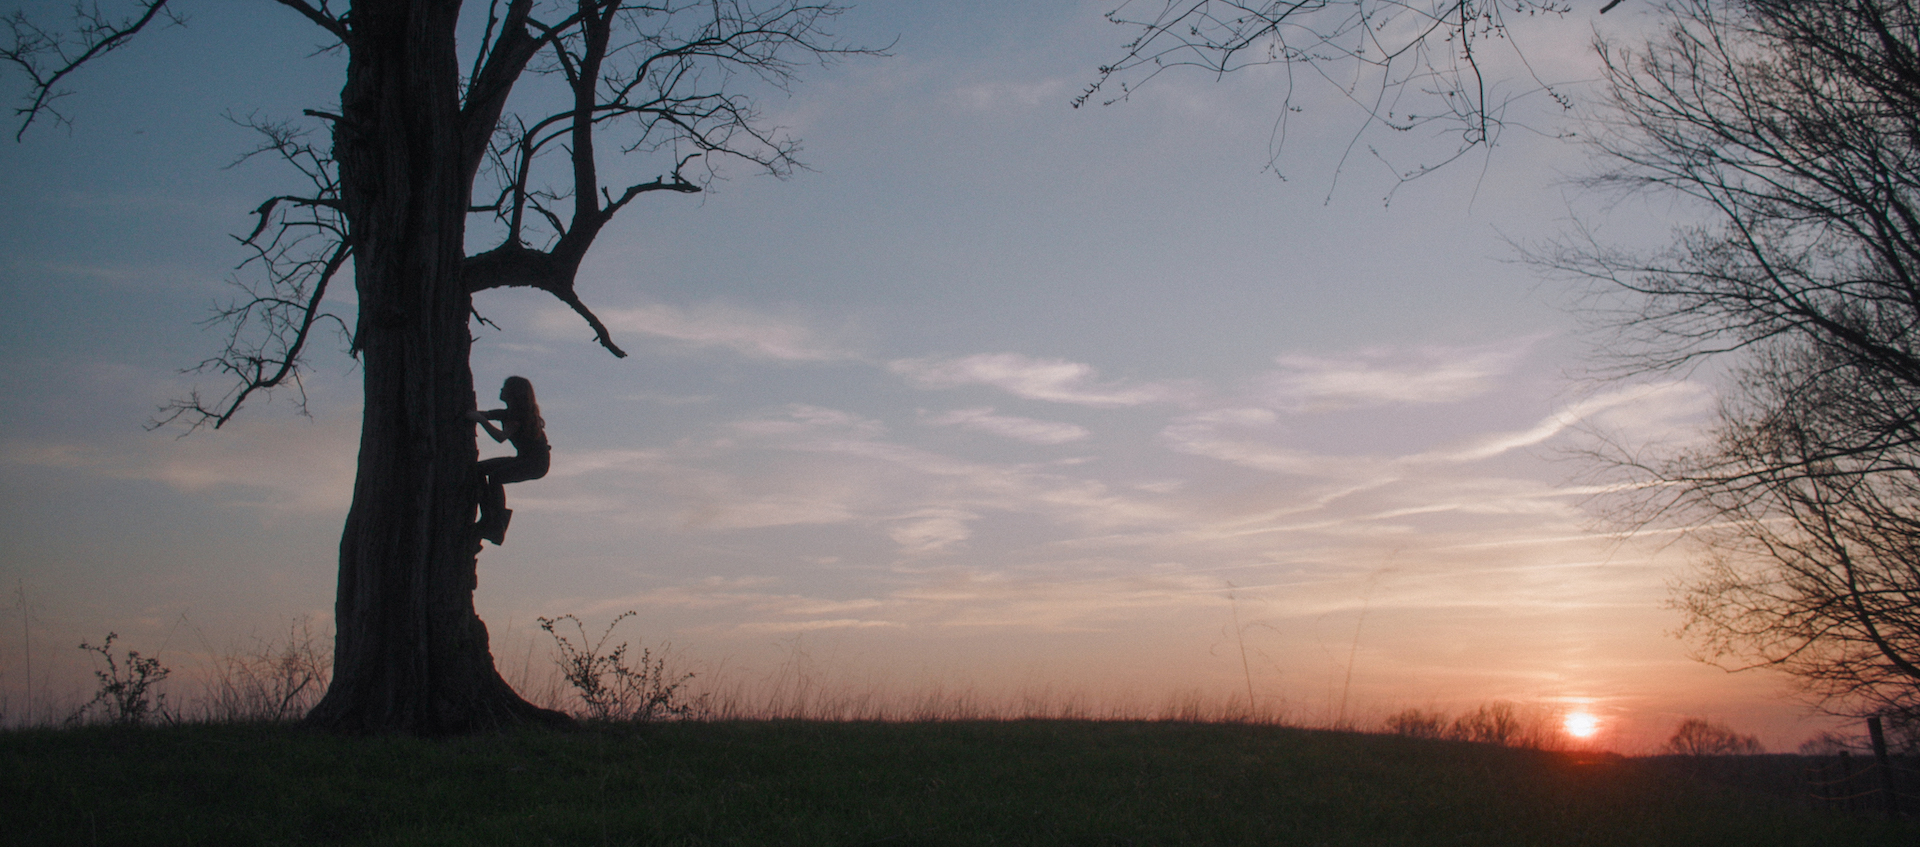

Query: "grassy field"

xmin=3 ymin=719 xmax=1913 ymax=846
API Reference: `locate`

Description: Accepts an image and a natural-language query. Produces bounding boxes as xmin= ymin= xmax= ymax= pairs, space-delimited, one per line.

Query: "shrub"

xmin=1449 ymin=702 xmax=1523 ymax=746
xmin=1384 ymin=708 xmax=1448 ymax=739
xmin=199 ymin=618 xmax=331 ymax=723
xmin=1798 ymin=731 xmax=1853 ymax=756
xmin=538 ymin=611 xmax=700 ymax=722
xmin=71 ymin=633 xmax=171 ymax=727
xmin=1665 ymin=718 xmax=1764 ymax=756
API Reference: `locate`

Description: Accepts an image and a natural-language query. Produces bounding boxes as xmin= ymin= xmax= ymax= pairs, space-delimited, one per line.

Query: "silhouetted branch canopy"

xmin=8 ymin=0 xmax=874 ymax=429
xmin=1082 ymin=0 xmax=1587 ymax=187
xmin=2 ymin=0 xmax=183 ymax=139
xmin=1548 ymin=0 xmax=1920 ymax=722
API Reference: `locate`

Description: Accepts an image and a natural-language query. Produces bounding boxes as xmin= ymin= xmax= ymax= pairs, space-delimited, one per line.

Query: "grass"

xmin=5 ymin=720 xmax=1915 ymax=846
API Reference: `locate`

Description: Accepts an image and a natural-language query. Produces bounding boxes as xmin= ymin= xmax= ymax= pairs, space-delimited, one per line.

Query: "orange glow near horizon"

xmin=1564 ymin=712 xmax=1601 ymax=740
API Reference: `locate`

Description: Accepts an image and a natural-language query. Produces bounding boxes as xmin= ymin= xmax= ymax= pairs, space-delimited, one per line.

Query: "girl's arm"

xmin=465 ymin=409 xmax=511 ymax=443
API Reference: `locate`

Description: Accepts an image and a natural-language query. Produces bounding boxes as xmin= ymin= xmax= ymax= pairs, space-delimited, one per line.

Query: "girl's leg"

xmin=474 ymin=452 xmax=547 ymax=545
xmin=474 ymin=457 xmax=510 ymax=543
xmin=486 ymin=451 xmax=551 ymax=485
xmin=479 ymin=486 xmax=511 ymax=544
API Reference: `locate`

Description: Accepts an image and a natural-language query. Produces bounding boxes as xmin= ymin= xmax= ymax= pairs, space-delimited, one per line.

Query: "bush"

xmin=538 ymin=611 xmax=700 ymax=722
xmin=71 ymin=633 xmax=171 ymax=727
xmin=1384 ymin=708 xmax=1448 ymax=739
xmin=1798 ymin=731 xmax=1853 ymax=756
xmin=1664 ymin=718 xmax=1764 ymax=756
xmin=199 ymin=618 xmax=331 ymax=723
xmin=1384 ymin=702 xmax=1566 ymax=749
xmin=1449 ymin=702 xmax=1523 ymax=746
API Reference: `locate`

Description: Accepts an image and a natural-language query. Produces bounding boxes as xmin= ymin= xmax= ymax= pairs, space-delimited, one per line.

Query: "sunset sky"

xmin=0 ymin=0 xmax=1832 ymax=750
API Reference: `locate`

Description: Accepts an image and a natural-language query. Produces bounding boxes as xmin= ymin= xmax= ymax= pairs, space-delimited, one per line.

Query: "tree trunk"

xmin=304 ymin=0 xmax=567 ymax=734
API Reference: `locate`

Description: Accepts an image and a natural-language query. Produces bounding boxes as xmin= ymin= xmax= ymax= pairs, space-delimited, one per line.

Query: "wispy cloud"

xmin=890 ymin=353 xmax=1187 ymax=407
xmin=1253 ymin=341 xmax=1535 ymax=410
xmin=733 ymin=404 xmax=890 ymax=439
xmin=1411 ymin=382 xmax=1711 ymax=464
xmin=737 ymin=618 xmax=903 ymax=633
xmin=538 ymin=403 xmax=1188 ymax=551
xmin=953 ymin=78 xmax=1070 ymax=111
xmin=1160 ymin=408 xmax=1387 ymax=479
xmin=3 ymin=413 xmax=358 ymax=515
xmin=1165 ymin=379 xmax=1709 ymax=482
xmin=888 ymin=508 xmax=977 ymax=554
xmin=919 ymin=407 xmax=1089 ymax=444
xmin=543 ymin=301 xmax=852 ymax=361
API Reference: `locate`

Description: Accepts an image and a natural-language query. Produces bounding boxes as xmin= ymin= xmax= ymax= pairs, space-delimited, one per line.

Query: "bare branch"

xmin=553 ymin=287 xmax=628 ymax=358
xmin=153 ymin=113 xmax=350 ymax=431
xmin=151 ymin=239 xmax=352 ymax=430
xmin=463 ymin=0 xmax=878 ymax=357
xmin=268 ymin=0 xmax=349 ymax=43
xmin=3 ymin=0 xmax=182 ymax=139
xmin=1079 ymin=1 xmax=1579 ymax=189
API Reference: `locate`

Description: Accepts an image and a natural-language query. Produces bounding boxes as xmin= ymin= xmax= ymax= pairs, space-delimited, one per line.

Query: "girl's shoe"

xmin=480 ymin=508 xmax=513 ymax=545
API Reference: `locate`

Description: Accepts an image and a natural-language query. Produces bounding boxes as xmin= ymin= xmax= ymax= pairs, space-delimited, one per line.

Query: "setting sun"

xmin=1564 ymin=712 xmax=1601 ymax=739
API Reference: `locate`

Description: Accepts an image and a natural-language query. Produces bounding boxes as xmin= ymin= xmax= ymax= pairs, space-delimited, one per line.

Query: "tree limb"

xmin=268 ymin=0 xmax=349 ymax=42
xmin=150 ymin=238 xmax=353 ymax=430
xmin=3 ymin=0 xmax=181 ymax=140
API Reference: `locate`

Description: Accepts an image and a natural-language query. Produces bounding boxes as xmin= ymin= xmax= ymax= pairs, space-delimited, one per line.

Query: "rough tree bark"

xmin=301 ymin=0 xmax=561 ymax=733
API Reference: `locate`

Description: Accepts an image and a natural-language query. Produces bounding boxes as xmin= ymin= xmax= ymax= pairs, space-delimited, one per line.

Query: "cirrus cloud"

xmin=890 ymin=353 xmax=1188 ymax=407
xmin=919 ymin=407 xmax=1089 ymax=444
xmin=540 ymin=301 xmax=852 ymax=361
xmin=1254 ymin=341 xmax=1535 ymax=410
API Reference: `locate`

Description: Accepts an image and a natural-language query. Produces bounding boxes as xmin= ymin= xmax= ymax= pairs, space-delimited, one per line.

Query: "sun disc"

xmin=1564 ymin=712 xmax=1600 ymax=739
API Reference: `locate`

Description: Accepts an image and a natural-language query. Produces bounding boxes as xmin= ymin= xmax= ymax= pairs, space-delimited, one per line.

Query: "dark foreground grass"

xmin=4 ymin=720 xmax=1913 ymax=846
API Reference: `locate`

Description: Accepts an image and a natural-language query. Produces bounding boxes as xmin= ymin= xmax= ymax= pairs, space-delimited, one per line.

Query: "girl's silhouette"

xmin=466 ymin=376 xmax=550 ymax=545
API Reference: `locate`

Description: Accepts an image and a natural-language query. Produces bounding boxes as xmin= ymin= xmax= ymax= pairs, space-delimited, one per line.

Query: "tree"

xmin=1546 ymin=0 xmax=1920 ymax=723
xmin=4 ymin=0 xmax=867 ymax=734
xmin=1664 ymin=717 xmax=1764 ymax=755
xmin=1081 ymin=0 xmax=1604 ymax=189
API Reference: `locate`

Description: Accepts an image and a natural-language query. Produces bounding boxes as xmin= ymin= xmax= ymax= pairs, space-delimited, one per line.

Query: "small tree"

xmin=1384 ymin=707 xmax=1448 ymax=739
xmin=1448 ymin=701 xmax=1523 ymax=745
xmin=1665 ymin=717 xmax=1764 ymax=756
xmin=1799 ymin=731 xmax=1854 ymax=756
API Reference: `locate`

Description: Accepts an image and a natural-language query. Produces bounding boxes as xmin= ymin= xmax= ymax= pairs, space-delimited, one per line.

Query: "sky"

xmin=0 ymin=0 xmax=1837 ymax=751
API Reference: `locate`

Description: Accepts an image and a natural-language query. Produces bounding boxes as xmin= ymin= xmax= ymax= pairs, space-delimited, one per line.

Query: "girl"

xmin=466 ymin=376 xmax=550 ymax=545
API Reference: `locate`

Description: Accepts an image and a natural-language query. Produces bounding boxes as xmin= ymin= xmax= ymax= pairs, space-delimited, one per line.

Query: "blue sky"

xmin=0 ymin=0 xmax=1824 ymax=749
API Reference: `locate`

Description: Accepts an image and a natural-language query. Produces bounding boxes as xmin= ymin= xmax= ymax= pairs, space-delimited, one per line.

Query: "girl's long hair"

xmin=501 ymin=376 xmax=544 ymax=430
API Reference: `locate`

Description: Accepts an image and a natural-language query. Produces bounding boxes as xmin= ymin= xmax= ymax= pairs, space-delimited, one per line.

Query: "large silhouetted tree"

xmin=1546 ymin=0 xmax=1920 ymax=723
xmin=4 ymin=0 xmax=865 ymax=734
